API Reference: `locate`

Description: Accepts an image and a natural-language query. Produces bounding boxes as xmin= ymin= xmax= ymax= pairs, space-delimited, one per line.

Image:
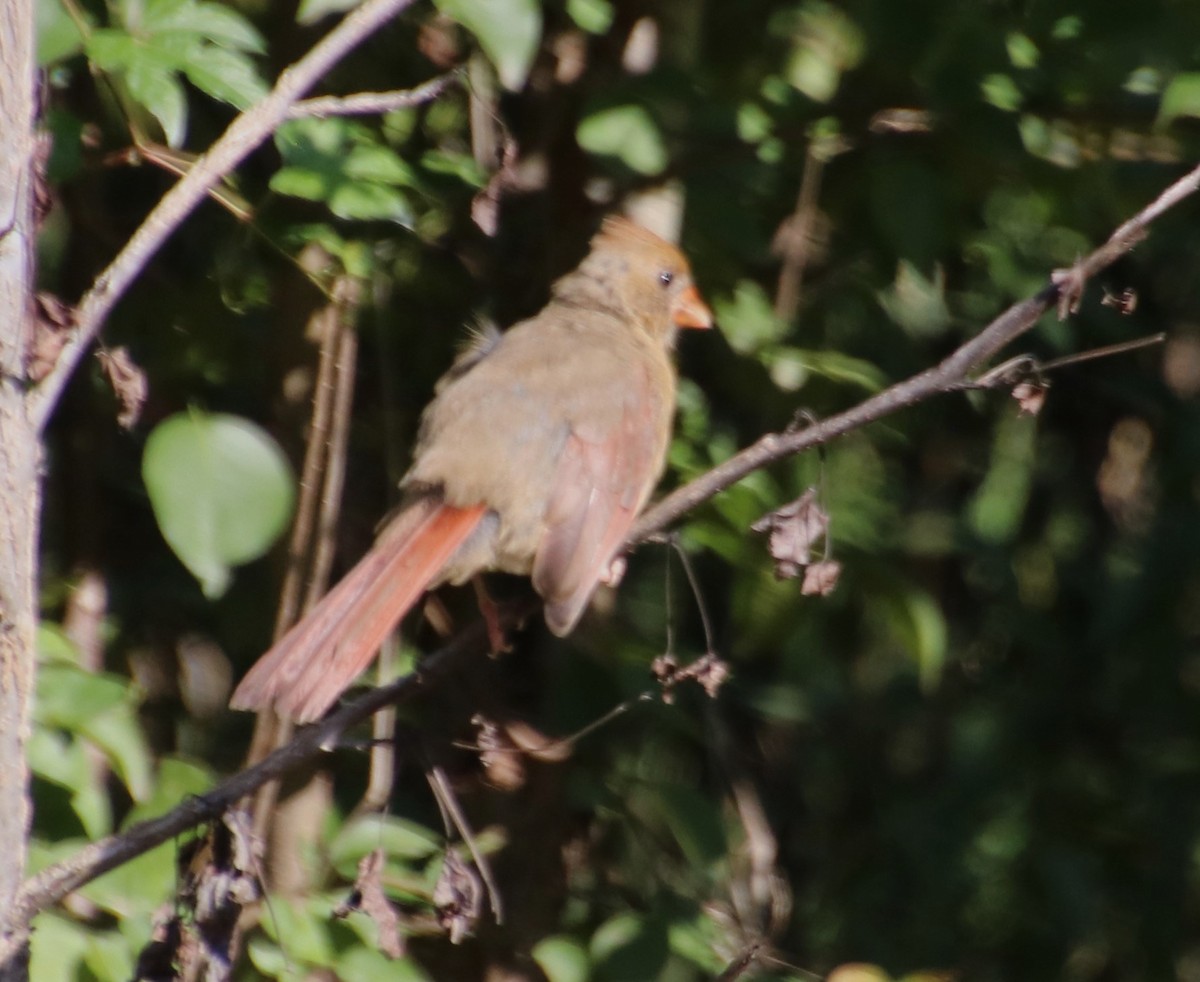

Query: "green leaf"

xmin=82 ymin=929 xmax=136 ymax=982
xmin=577 ymin=105 xmax=667 ymax=175
xmin=142 ymin=0 xmax=266 ymax=53
xmin=296 ymin=0 xmax=362 ymax=25
xmin=272 ymin=118 xmax=415 ymax=224
xmin=29 ymin=913 xmax=91 ymax=981
xmin=85 ymin=29 xmax=145 ymax=71
xmin=420 ymin=149 xmax=487 ymax=186
xmin=35 ymin=662 xmax=154 ymax=801
xmin=344 ymin=144 xmax=419 ymax=185
xmin=796 ymin=349 xmax=887 ymax=391
xmin=1159 ymin=72 xmax=1200 ymax=125
xmin=37 ymin=622 xmax=82 ymax=665
xmin=181 ymin=43 xmax=268 ymax=109
xmin=28 ymin=729 xmax=112 ymax=838
xmin=434 ymin=0 xmax=542 ymax=90
xmin=1006 ymin=32 xmax=1039 ymax=69
xmin=651 ymin=785 xmax=727 ymax=866
xmin=37 ymin=0 xmax=90 ymax=64
xmin=126 ymin=59 xmax=188 ymax=146
xmin=124 ymin=757 xmax=214 ymax=824
xmin=336 ymin=947 xmax=432 ymax=981
xmin=254 ymin=897 xmax=336 ymax=966
xmin=714 ymin=280 xmax=788 ymax=355
xmin=82 ymin=837 xmax=176 ymax=920
xmin=270 ymin=165 xmax=330 ymax=201
xmin=330 ymin=815 xmax=443 ymax=871
xmin=329 ymin=182 xmax=414 ymax=224
xmin=590 ymin=912 xmax=669 ymax=980
xmin=981 ymin=72 xmax=1023 ymax=112
xmin=782 ymin=1 xmax=864 ymax=103
xmin=876 ymin=260 xmax=951 ymax=338
xmin=142 ymin=410 xmax=295 ymax=598
xmin=533 ymin=936 xmax=590 ymax=982
xmin=566 ymin=0 xmax=613 ymax=34
xmin=968 ymin=411 xmax=1037 ymax=544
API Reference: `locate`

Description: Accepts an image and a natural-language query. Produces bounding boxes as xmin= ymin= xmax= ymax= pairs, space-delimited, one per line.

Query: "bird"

xmin=230 ymin=216 xmax=712 ymax=722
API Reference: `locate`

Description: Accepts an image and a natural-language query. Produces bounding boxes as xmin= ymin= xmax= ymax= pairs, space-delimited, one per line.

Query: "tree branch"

xmin=11 ymin=159 xmax=1199 ymax=949
xmin=634 ymin=160 xmax=1200 ymax=540
xmin=4 ymin=619 xmax=499 ymax=960
xmin=28 ymin=0 xmax=421 ymax=433
xmin=287 ymin=72 xmax=460 ymax=119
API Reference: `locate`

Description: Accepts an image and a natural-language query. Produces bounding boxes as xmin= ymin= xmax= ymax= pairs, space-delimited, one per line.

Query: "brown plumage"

xmin=230 ymin=217 xmax=712 ymax=722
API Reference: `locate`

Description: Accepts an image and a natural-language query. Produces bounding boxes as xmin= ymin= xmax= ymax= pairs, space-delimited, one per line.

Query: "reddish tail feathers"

xmin=230 ymin=500 xmax=486 ymax=723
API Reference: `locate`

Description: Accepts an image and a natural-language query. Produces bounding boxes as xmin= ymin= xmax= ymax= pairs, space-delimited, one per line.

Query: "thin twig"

xmin=670 ymin=536 xmax=716 ymax=655
xmin=632 ymin=160 xmax=1200 ymax=542
xmin=956 ymin=331 xmax=1167 ymax=392
xmin=305 ymin=288 xmax=360 ymax=611
xmin=773 ymin=144 xmax=825 ymax=321
xmin=287 ymin=73 xmax=460 ymax=119
xmin=1041 ymin=332 xmax=1166 ymax=372
xmin=29 ymin=0 xmax=422 ymax=433
xmin=428 ymin=766 xmax=504 ymax=925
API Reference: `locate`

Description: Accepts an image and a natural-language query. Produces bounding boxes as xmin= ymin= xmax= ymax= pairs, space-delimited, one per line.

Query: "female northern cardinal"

xmin=230 ymin=217 xmax=712 ymax=722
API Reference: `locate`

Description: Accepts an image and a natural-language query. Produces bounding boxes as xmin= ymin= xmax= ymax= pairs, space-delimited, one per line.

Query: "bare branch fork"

xmin=7 ymin=161 xmax=1197 ymax=949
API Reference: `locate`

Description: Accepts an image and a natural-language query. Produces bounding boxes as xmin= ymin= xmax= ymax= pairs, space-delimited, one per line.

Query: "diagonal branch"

xmin=28 ymin=0 xmax=421 ymax=433
xmin=633 ymin=159 xmax=1200 ymax=540
xmin=4 ymin=618 xmax=501 ymax=961
xmin=11 ymin=159 xmax=1200 ymax=947
xmin=287 ymin=72 xmax=461 ymax=119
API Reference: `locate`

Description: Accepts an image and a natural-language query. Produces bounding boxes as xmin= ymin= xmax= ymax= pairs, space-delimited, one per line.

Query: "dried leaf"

xmin=27 ymin=292 xmax=75 ymax=383
xmin=472 ymin=713 xmax=526 ymax=791
xmin=434 ymin=850 xmax=483 ymax=944
xmin=652 ymin=652 xmax=731 ymax=702
xmin=505 ymin=718 xmax=572 ymax=762
xmin=334 ymin=849 xmax=406 ymax=959
xmin=869 ymin=107 xmax=935 ymax=134
xmin=170 ymin=810 xmax=262 ymax=980
xmin=471 ymin=139 xmax=519 ymax=236
xmin=800 ymin=560 xmax=842 ymax=597
xmin=751 ymin=488 xmax=829 ymax=580
xmin=1011 ymin=380 xmax=1048 ymax=416
xmin=97 ymin=346 xmax=148 ymax=429
xmin=1101 ymin=286 xmax=1138 ymax=315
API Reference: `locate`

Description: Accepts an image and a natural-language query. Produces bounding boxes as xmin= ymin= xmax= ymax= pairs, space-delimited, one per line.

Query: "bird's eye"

xmin=658 ymin=270 xmax=674 ymax=287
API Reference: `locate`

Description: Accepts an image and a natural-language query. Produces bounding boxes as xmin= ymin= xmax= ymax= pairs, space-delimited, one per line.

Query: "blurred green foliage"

xmin=29 ymin=0 xmax=1200 ymax=978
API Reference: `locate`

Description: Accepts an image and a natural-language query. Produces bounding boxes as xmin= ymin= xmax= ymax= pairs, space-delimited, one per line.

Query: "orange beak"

xmin=671 ymin=284 xmax=714 ymax=329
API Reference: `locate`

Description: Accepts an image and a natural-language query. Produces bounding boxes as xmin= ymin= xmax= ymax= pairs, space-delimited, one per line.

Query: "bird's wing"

xmin=532 ymin=372 xmax=667 ymax=635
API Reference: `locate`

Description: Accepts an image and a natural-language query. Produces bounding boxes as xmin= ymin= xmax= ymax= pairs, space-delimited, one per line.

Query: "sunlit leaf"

xmin=297 ymin=0 xmax=362 ymax=24
xmin=181 ymin=43 xmax=269 ymax=109
xmin=126 ymin=59 xmax=188 ymax=146
xmin=142 ymin=0 xmax=266 ymax=53
xmin=1159 ymin=72 xmax=1200 ymax=125
xmin=142 ymin=410 xmax=295 ymax=598
xmin=330 ymin=816 xmax=443 ymax=871
xmin=533 ymin=936 xmax=590 ymax=982
xmin=714 ymin=280 xmax=788 ymax=355
xmin=577 ymin=105 xmax=667 ymax=175
xmin=566 ymin=0 xmax=613 ymax=34
xmin=37 ymin=0 xmax=90 ymax=64
xmin=35 ymin=662 xmax=154 ymax=801
xmin=434 ymin=0 xmax=541 ymax=90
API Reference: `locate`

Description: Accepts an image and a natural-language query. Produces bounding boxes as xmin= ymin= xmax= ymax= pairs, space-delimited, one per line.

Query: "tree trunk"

xmin=0 ymin=1 xmax=40 ymax=976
